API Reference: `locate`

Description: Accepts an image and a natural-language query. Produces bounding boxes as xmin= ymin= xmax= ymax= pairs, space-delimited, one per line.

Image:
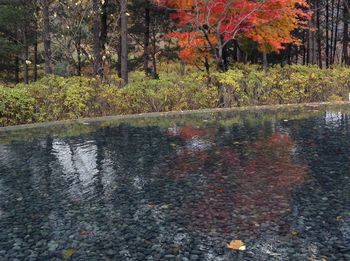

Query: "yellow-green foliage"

xmin=261 ymin=65 xmax=350 ymax=104
xmin=18 ymin=76 xmax=99 ymax=121
xmin=110 ymin=71 xmax=218 ymax=114
xmin=0 ymin=86 xmax=36 ymax=126
xmin=211 ymin=64 xmax=350 ymax=105
xmin=1 ymin=65 xmax=350 ymax=127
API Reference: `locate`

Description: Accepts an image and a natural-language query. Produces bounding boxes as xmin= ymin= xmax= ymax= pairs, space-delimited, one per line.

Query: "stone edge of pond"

xmin=1 ymin=101 xmax=350 ymax=132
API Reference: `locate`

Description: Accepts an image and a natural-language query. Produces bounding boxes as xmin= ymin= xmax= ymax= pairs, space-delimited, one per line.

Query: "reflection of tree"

xmin=0 ymin=124 xmax=177 ymax=259
xmin=165 ymin=126 xmax=307 ymax=236
xmin=285 ymin=114 xmax=350 ymax=258
xmin=233 ymin=132 xmax=307 ymax=232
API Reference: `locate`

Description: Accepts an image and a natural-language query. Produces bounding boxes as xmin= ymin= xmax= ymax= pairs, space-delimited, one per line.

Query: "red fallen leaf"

xmin=79 ymin=230 xmax=95 ymax=237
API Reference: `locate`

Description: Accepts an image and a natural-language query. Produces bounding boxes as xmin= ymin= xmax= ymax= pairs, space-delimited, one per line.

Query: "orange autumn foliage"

xmin=154 ymin=0 xmax=311 ymax=62
xmin=167 ymin=32 xmax=217 ymax=65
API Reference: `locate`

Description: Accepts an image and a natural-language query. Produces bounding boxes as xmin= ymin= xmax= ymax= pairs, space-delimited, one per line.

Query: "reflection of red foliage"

xmin=233 ymin=132 xmax=307 ymax=233
xmin=166 ymin=150 xmax=209 ymax=179
xmin=221 ymin=148 xmax=240 ymax=166
xmin=256 ymin=133 xmax=293 ymax=148
xmin=167 ymin=125 xmax=217 ymax=140
xmin=180 ymin=126 xmax=214 ymax=139
xmin=165 ymin=129 xmax=308 ymax=235
xmin=164 ymin=127 xmax=307 ymax=235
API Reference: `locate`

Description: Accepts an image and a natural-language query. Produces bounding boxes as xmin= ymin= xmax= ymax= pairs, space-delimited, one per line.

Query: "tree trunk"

xmin=42 ymin=0 xmax=52 ymax=74
xmin=344 ymin=1 xmax=350 ymax=65
xmin=34 ymin=29 xmax=38 ymax=81
xmin=216 ymin=36 xmax=229 ymax=72
xmin=332 ymin=0 xmax=341 ymax=64
xmin=23 ymin=30 xmax=29 ymax=84
xmin=76 ymin=30 xmax=82 ymax=76
xmin=117 ymin=17 xmax=121 ymax=78
xmin=262 ymin=52 xmax=268 ymax=71
xmin=144 ymin=1 xmax=150 ymax=76
xmin=151 ymin=25 xmax=158 ymax=79
xmin=302 ymin=31 xmax=307 ymax=65
xmin=287 ymin=45 xmax=292 ymax=65
xmin=15 ymin=56 xmax=19 ymax=83
xmin=326 ymin=0 xmax=330 ymax=67
xmin=120 ymin=0 xmax=128 ymax=84
xmin=316 ymin=0 xmax=322 ymax=68
xmin=309 ymin=0 xmax=317 ymax=64
xmin=295 ymin=46 xmax=299 ymax=64
xmin=34 ymin=2 xmax=39 ymax=81
xmin=100 ymin=0 xmax=108 ymax=51
xmin=330 ymin=0 xmax=335 ymax=64
xmin=92 ymin=0 xmax=102 ymax=77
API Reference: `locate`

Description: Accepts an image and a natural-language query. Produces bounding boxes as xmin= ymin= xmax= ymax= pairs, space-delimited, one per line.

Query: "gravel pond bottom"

xmin=0 ymin=106 xmax=349 ymax=260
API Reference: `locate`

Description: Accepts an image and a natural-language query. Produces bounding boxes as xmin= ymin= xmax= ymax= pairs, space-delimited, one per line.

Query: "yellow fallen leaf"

xmin=63 ymin=248 xmax=75 ymax=259
xmin=321 ymin=256 xmax=327 ymax=261
xmin=227 ymin=240 xmax=246 ymax=251
xmin=290 ymin=230 xmax=299 ymax=236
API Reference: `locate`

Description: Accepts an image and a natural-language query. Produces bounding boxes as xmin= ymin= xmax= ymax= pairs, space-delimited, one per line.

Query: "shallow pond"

xmin=0 ymin=105 xmax=349 ymax=261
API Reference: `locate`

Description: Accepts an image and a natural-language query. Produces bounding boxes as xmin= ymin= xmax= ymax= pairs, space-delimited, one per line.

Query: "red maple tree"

xmin=154 ymin=0 xmax=311 ymax=70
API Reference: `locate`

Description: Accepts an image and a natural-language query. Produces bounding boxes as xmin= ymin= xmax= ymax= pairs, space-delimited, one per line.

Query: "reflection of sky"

xmin=52 ymin=139 xmax=99 ymax=197
xmin=325 ymin=111 xmax=342 ymax=126
xmin=185 ymin=138 xmax=212 ymax=151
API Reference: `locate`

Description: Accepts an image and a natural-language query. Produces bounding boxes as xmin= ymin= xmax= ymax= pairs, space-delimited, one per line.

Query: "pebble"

xmin=1 ymin=114 xmax=350 ymax=260
xmin=47 ymin=241 xmax=59 ymax=252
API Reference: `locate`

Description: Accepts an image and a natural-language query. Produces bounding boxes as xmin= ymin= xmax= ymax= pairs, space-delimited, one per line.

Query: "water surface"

xmin=0 ymin=105 xmax=349 ymax=260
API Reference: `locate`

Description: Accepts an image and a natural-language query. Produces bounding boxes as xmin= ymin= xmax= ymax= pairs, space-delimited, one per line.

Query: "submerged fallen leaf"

xmin=253 ymin=222 xmax=260 ymax=227
xmin=63 ymin=248 xmax=75 ymax=259
xmin=227 ymin=240 xmax=246 ymax=251
xmin=336 ymin=215 xmax=344 ymax=221
xmin=290 ymin=230 xmax=299 ymax=236
xmin=146 ymin=203 xmax=156 ymax=209
xmin=216 ymin=188 xmax=224 ymax=193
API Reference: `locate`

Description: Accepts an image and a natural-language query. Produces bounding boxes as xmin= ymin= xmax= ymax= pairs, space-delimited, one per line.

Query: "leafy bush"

xmin=0 ymin=86 xmax=36 ymax=126
xmin=113 ymin=71 xmax=218 ymax=114
xmin=211 ymin=64 xmax=350 ymax=106
xmin=1 ymin=65 xmax=350 ymax=127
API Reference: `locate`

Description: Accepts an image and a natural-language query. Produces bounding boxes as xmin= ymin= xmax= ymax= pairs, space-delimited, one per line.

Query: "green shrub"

xmin=113 ymin=71 xmax=218 ymax=114
xmin=0 ymin=86 xmax=36 ymax=126
xmin=21 ymin=76 xmax=97 ymax=121
xmin=211 ymin=64 xmax=350 ymax=106
xmin=1 ymin=65 xmax=350 ymax=127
